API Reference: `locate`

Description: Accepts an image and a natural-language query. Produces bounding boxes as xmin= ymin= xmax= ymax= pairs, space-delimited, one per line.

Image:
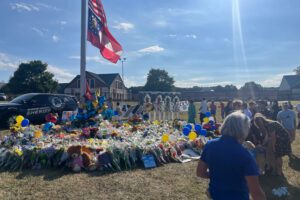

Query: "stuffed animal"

xmin=67 ymin=145 xmax=97 ymax=172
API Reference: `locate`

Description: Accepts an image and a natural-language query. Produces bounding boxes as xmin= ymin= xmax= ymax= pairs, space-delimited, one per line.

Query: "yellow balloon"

xmin=203 ymin=117 xmax=209 ymax=123
xmin=161 ymin=134 xmax=169 ymax=143
xmin=34 ymin=130 xmax=43 ymax=139
xmin=16 ymin=115 xmax=24 ymax=123
xmin=188 ymin=131 xmax=197 ymax=141
xmin=15 ymin=121 xmax=22 ymax=127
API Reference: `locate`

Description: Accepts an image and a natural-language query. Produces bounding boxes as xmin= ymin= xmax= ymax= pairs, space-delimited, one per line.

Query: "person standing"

xmin=243 ymin=102 xmax=252 ymax=119
xmin=296 ymin=103 xmax=300 ymax=128
xmin=271 ymin=101 xmax=280 ymax=121
xmin=188 ymin=100 xmax=196 ymax=124
xmin=197 ymin=111 xmax=266 ymax=200
xmin=220 ymin=101 xmax=225 ymax=119
xmin=199 ymin=98 xmax=208 ymax=123
xmin=210 ymin=100 xmax=217 ymax=122
xmin=277 ymin=102 xmax=296 ymax=143
xmin=224 ymin=101 xmax=233 ymax=117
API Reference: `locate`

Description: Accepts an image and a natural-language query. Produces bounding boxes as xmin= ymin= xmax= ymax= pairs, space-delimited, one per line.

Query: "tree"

xmin=2 ymin=60 xmax=58 ymax=94
xmin=144 ymin=68 xmax=175 ymax=91
xmin=293 ymin=66 xmax=300 ymax=75
xmin=240 ymin=81 xmax=263 ymax=92
xmin=224 ymin=84 xmax=238 ymax=92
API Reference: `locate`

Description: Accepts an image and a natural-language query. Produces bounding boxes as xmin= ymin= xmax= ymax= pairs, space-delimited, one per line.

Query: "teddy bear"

xmin=67 ymin=145 xmax=97 ymax=172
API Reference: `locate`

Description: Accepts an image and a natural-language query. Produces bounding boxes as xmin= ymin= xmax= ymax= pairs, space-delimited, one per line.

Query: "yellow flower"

xmin=14 ymin=148 xmax=23 ymax=156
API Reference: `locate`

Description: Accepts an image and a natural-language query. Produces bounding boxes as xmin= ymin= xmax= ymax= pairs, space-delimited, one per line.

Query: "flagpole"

xmin=80 ymin=0 xmax=87 ymax=102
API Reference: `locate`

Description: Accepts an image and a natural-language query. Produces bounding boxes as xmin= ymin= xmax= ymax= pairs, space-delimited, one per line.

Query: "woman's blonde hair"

xmin=253 ymin=113 xmax=273 ymax=126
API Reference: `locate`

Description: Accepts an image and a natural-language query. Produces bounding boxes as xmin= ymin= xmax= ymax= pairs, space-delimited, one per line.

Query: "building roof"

xmin=97 ymin=73 xmax=120 ymax=86
xmin=283 ymin=75 xmax=300 ymax=89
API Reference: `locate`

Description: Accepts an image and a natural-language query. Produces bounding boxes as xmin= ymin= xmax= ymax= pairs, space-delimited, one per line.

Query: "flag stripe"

xmin=87 ymin=0 xmax=122 ymax=63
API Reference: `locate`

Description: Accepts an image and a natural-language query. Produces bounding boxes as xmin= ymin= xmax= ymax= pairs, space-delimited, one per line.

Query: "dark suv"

xmin=0 ymin=93 xmax=78 ymax=127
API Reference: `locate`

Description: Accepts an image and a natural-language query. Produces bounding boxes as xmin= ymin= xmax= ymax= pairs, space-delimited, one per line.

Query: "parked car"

xmin=0 ymin=93 xmax=7 ymax=101
xmin=0 ymin=93 xmax=78 ymax=127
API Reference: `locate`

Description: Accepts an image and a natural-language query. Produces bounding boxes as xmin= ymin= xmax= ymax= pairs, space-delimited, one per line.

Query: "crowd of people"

xmin=193 ymin=99 xmax=297 ymax=200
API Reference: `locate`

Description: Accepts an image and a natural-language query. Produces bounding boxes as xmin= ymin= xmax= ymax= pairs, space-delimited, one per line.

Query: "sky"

xmin=0 ymin=0 xmax=299 ymax=88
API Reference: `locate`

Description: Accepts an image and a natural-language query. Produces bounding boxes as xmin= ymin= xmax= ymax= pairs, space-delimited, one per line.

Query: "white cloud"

xmin=31 ymin=27 xmax=45 ymax=37
xmin=47 ymin=65 xmax=75 ymax=83
xmin=35 ymin=3 xmax=60 ymax=11
xmin=60 ymin=21 xmax=67 ymax=25
xmin=138 ymin=45 xmax=165 ymax=53
xmin=262 ymin=72 xmax=293 ymax=87
xmin=168 ymin=34 xmax=177 ymax=38
xmin=167 ymin=8 xmax=205 ymax=16
xmin=113 ymin=22 xmax=134 ymax=32
xmin=10 ymin=3 xmax=39 ymax=12
xmin=52 ymin=35 xmax=59 ymax=42
xmin=154 ymin=20 xmax=168 ymax=27
xmin=69 ymin=56 xmax=115 ymax=66
xmin=0 ymin=53 xmax=18 ymax=70
xmin=185 ymin=34 xmax=197 ymax=39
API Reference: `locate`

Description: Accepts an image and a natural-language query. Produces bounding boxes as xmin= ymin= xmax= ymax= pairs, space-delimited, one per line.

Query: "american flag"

xmin=87 ymin=0 xmax=123 ymax=63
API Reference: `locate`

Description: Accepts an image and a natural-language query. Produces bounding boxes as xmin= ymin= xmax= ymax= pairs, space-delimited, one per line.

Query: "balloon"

xmin=209 ymin=120 xmax=214 ymax=125
xmin=203 ymin=117 xmax=209 ymax=123
xmin=45 ymin=113 xmax=57 ymax=124
xmin=43 ymin=122 xmax=54 ymax=132
xmin=21 ymin=119 xmax=30 ymax=127
xmin=34 ymin=130 xmax=43 ymax=139
xmin=185 ymin=124 xmax=193 ymax=130
xmin=209 ymin=116 xmax=214 ymax=121
xmin=205 ymin=111 xmax=211 ymax=117
xmin=114 ymin=110 xmax=119 ymax=116
xmin=200 ymin=129 xmax=207 ymax=136
xmin=188 ymin=131 xmax=197 ymax=141
xmin=161 ymin=134 xmax=169 ymax=143
xmin=182 ymin=127 xmax=191 ymax=136
xmin=16 ymin=115 xmax=24 ymax=123
xmin=211 ymin=125 xmax=216 ymax=130
xmin=195 ymin=124 xmax=202 ymax=132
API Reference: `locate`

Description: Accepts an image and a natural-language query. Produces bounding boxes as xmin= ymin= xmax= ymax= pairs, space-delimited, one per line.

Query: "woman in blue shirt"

xmin=197 ymin=111 xmax=266 ymax=200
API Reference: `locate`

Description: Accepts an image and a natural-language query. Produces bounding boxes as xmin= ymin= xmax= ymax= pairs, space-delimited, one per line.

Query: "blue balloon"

xmin=21 ymin=119 xmax=30 ymax=127
xmin=200 ymin=129 xmax=207 ymax=136
xmin=209 ymin=120 xmax=214 ymax=125
xmin=205 ymin=111 xmax=211 ymax=117
xmin=182 ymin=127 xmax=191 ymax=136
xmin=195 ymin=124 xmax=202 ymax=132
xmin=211 ymin=125 xmax=216 ymax=130
xmin=43 ymin=122 xmax=54 ymax=132
xmin=98 ymin=96 xmax=106 ymax=106
xmin=185 ymin=124 xmax=193 ymax=130
xmin=114 ymin=110 xmax=119 ymax=116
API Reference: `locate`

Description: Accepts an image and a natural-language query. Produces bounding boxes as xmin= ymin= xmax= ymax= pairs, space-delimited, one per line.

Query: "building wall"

xmin=109 ymin=76 xmax=128 ymax=100
xmin=64 ymin=74 xmax=128 ymax=100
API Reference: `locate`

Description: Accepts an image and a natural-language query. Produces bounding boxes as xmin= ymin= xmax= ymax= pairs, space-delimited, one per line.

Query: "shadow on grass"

xmin=14 ymin=168 xmax=71 ymax=181
xmin=260 ymin=175 xmax=300 ymax=200
xmin=289 ymin=155 xmax=300 ymax=171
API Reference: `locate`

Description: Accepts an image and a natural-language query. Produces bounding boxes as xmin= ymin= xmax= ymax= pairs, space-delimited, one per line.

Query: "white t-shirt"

xmin=296 ymin=104 xmax=300 ymax=112
xmin=277 ymin=109 xmax=296 ymax=130
xmin=200 ymin=100 xmax=208 ymax=113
